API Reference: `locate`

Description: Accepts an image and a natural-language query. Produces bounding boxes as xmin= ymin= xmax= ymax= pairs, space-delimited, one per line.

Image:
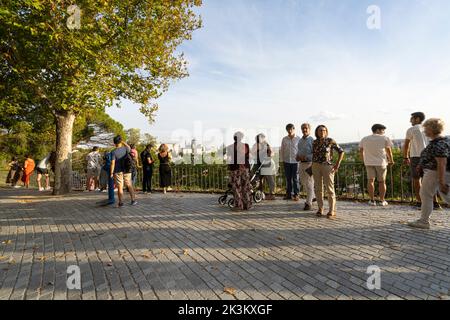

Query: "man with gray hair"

xmin=296 ymin=123 xmax=315 ymax=210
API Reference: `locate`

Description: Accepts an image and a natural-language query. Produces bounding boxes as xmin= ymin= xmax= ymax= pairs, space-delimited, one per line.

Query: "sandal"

xmin=327 ymin=212 xmax=337 ymax=219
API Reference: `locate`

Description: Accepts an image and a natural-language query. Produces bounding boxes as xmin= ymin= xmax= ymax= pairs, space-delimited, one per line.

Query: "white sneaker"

xmin=39 ymin=187 xmax=44 ymax=192
xmin=167 ymin=187 xmax=173 ymax=191
xmin=45 ymin=187 xmax=51 ymax=191
xmin=380 ymin=201 xmax=389 ymax=207
xmin=14 ymin=185 xmax=22 ymax=189
xmin=368 ymin=200 xmax=377 ymax=206
xmin=408 ymin=220 xmax=430 ymax=230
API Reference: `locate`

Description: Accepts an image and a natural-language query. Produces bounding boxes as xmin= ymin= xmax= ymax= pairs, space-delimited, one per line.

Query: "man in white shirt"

xmin=280 ymin=124 xmax=301 ymax=201
xmin=403 ymin=112 xmax=428 ymax=207
xmin=360 ymin=124 xmax=394 ymax=206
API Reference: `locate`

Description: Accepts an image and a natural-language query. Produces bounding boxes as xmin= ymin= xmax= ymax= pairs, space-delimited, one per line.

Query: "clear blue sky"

xmin=107 ymin=0 xmax=450 ymax=147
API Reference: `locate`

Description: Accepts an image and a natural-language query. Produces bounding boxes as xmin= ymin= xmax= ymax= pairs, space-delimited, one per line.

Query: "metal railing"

xmin=1 ymin=163 xmax=416 ymax=203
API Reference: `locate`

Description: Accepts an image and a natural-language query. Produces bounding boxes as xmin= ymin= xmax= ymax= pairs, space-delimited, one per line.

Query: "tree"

xmin=125 ymin=128 xmax=141 ymax=146
xmin=1 ymin=0 xmax=202 ymax=194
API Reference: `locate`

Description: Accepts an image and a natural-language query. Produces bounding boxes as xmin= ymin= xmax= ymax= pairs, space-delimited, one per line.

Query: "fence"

xmin=1 ymin=162 xmax=417 ymax=203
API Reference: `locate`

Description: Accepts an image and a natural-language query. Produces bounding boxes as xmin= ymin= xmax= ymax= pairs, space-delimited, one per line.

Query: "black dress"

xmin=158 ymin=153 xmax=172 ymax=188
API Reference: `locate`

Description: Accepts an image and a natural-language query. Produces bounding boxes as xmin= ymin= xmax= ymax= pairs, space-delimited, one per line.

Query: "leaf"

xmin=224 ymin=287 xmax=236 ymax=295
xmin=38 ymin=256 xmax=47 ymax=262
xmin=183 ymin=249 xmax=189 ymax=256
xmin=258 ymin=251 xmax=268 ymax=257
xmin=141 ymin=253 xmax=152 ymax=259
xmin=8 ymin=258 xmax=16 ymax=265
xmin=277 ymin=236 xmax=286 ymax=241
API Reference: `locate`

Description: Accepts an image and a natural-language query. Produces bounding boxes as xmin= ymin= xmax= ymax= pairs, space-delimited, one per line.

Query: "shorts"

xmin=114 ymin=172 xmax=132 ymax=188
xmin=87 ymin=167 xmax=101 ymax=178
xmin=36 ymin=167 xmax=48 ymax=175
xmin=366 ymin=166 xmax=387 ymax=182
xmin=410 ymin=157 xmax=422 ymax=179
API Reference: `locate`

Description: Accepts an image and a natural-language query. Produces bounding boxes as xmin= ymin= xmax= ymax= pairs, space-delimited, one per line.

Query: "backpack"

xmin=123 ymin=151 xmax=136 ymax=173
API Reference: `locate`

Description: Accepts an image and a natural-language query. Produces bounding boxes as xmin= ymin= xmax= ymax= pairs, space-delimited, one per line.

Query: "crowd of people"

xmin=226 ymin=112 xmax=450 ymax=229
xmin=5 ymin=152 xmax=55 ymax=191
xmin=4 ymin=112 xmax=450 ymax=230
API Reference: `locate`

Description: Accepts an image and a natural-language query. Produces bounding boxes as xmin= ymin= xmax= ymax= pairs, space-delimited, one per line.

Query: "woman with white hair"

xmin=408 ymin=118 xmax=450 ymax=229
xmin=226 ymin=132 xmax=252 ymax=211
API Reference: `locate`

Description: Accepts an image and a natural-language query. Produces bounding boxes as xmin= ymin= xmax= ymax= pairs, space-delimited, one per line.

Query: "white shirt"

xmin=86 ymin=151 xmax=102 ymax=170
xmin=359 ymin=134 xmax=393 ymax=167
xmin=280 ymin=135 xmax=301 ymax=164
xmin=405 ymin=124 xmax=428 ymax=158
xmin=37 ymin=154 xmax=51 ymax=169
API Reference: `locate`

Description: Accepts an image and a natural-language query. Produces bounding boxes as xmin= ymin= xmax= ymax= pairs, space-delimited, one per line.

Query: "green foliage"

xmin=1 ymin=0 xmax=203 ymax=119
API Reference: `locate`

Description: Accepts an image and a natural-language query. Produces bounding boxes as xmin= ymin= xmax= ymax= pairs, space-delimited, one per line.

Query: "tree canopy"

xmin=0 ymin=0 xmax=202 ymax=194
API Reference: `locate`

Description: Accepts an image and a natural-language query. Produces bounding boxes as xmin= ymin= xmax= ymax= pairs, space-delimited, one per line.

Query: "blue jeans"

xmin=284 ymin=162 xmax=299 ymax=196
xmin=108 ymin=176 xmax=115 ymax=204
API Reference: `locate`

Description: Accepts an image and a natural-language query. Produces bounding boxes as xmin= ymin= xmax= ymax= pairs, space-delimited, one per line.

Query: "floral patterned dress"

xmin=227 ymin=142 xmax=252 ymax=210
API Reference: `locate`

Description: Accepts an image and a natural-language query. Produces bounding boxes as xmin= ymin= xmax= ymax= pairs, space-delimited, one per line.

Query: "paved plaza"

xmin=1 ymin=188 xmax=450 ymax=300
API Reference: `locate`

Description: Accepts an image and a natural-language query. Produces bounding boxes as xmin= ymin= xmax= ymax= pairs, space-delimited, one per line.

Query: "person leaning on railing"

xmin=312 ymin=125 xmax=345 ymax=219
xmin=408 ymin=118 xmax=450 ymax=230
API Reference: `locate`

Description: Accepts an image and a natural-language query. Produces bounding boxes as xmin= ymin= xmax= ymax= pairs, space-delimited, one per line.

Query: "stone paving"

xmin=1 ymin=187 xmax=450 ymax=300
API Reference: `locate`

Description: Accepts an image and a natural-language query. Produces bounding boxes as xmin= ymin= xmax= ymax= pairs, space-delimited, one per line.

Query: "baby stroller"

xmin=218 ymin=161 xmax=267 ymax=208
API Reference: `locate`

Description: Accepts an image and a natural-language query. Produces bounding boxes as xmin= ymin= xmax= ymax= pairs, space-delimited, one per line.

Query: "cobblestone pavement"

xmin=1 ymin=188 xmax=450 ymax=300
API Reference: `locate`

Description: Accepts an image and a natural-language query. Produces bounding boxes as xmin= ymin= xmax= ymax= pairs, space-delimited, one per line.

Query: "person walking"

xmin=21 ymin=155 xmax=35 ymax=188
xmin=296 ymin=123 xmax=316 ymax=211
xmin=408 ymin=119 xmax=450 ymax=229
xmin=141 ymin=144 xmax=155 ymax=194
xmin=280 ymin=124 xmax=301 ymax=201
xmin=36 ymin=153 xmax=52 ymax=191
xmin=227 ymin=132 xmax=252 ymax=211
xmin=86 ymin=146 xmax=102 ymax=192
xmin=110 ymin=136 xmax=137 ymax=207
xmin=6 ymin=156 xmax=20 ymax=187
xmin=251 ymin=134 xmax=276 ymax=200
xmin=312 ymin=125 xmax=345 ymax=219
xmin=158 ymin=144 xmax=172 ymax=194
xmin=359 ymin=124 xmax=395 ymax=206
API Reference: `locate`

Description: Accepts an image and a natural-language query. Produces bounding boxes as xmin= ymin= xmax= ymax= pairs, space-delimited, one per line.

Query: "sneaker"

xmin=380 ymin=201 xmax=389 ymax=207
xmin=303 ymin=203 xmax=312 ymax=211
xmin=368 ymin=200 xmax=377 ymax=206
xmin=167 ymin=187 xmax=173 ymax=191
xmin=14 ymin=185 xmax=22 ymax=189
xmin=117 ymin=202 xmax=124 ymax=208
xmin=407 ymin=220 xmax=430 ymax=230
xmin=39 ymin=187 xmax=44 ymax=192
xmin=131 ymin=200 xmax=138 ymax=206
xmin=45 ymin=187 xmax=52 ymax=191
xmin=292 ymin=195 xmax=300 ymax=202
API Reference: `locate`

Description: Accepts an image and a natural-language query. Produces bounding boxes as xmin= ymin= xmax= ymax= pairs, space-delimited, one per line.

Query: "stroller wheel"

xmin=254 ymin=190 xmax=264 ymax=203
xmin=227 ymin=198 xmax=235 ymax=208
xmin=218 ymin=195 xmax=227 ymax=205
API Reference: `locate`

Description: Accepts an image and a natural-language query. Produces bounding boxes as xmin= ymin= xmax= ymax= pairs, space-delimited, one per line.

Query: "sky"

xmin=106 ymin=0 xmax=450 ymax=147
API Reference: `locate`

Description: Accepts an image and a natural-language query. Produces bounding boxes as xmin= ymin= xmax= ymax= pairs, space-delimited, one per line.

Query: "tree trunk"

xmin=53 ymin=110 xmax=76 ymax=195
